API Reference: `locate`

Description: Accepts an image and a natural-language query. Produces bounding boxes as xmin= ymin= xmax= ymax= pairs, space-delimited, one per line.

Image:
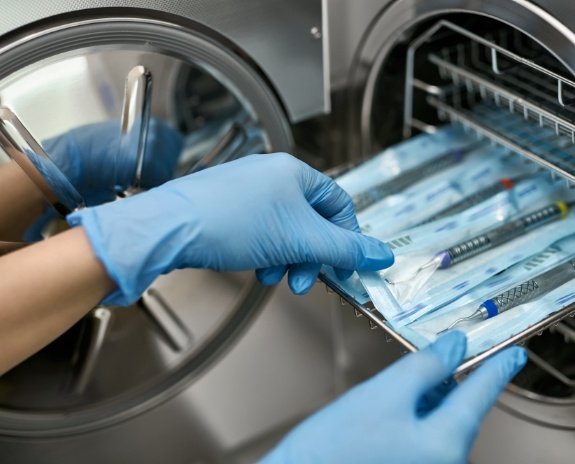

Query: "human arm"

xmin=68 ymin=153 xmax=394 ymax=305
xmin=0 ymin=161 xmax=46 ymax=240
xmin=0 ymin=118 xmax=182 ymax=242
xmin=0 ymin=153 xmax=392 ymax=373
xmin=0 ymin=226 xmax=115 ymax=374
xmin=261 ymin=331 xmax=527 ymax=464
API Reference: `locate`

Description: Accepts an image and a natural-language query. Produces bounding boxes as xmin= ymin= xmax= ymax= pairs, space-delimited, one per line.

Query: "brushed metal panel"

xmin=0 ymin=0 xmax=327 ymax=122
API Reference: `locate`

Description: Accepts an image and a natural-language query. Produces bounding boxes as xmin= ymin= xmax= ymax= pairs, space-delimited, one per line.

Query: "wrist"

xmin=66 ymin=189 xmax=197 ymax=305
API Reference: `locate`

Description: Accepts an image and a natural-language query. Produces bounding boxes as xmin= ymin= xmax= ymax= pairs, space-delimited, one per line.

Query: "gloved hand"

xmin=25 ymin=118 xmax=182 ymax=241
xmin=67 ymin=153 xmax=394 ymax=305
xmin=43 ymin=118 xmax=183 ymax=205
xmin=261 ymin=331 xmax=527 ymax=464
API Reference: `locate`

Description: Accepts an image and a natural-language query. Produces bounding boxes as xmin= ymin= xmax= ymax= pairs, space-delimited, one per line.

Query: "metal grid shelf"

xmin=404 ymin=21 xmax=575 ymax=186
xmin=319 ymin=272 xmax=575 ymax=375
xmin=429 ymin=93 xmax=575 ymax=184
xmin=321 ymin=19 xmax=575 ymax=375
xmin=428 ymin=49 xmax=575 ymax=142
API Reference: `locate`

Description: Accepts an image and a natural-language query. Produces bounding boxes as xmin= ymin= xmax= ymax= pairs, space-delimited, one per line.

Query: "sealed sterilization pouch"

xmin=398 ymin=234 xmax=575 ymax=358
xmin=336 ymin=126 xmax=476 ymax=197
xmin=358 ymin=147 xmax=534 ymax=238
xmin=319 ymin=118 xmax=575 ymax=372
xmin=363 ymin=214 xmax=575 ymax=328
xmin=321 ymin=266 xmax=370 ymax=305
xmin=359 ymin=177 xmax=575 ymax=328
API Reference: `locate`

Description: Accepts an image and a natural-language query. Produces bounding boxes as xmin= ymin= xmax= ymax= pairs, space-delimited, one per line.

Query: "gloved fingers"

xmin=416 ymin=378 xmax=458 ymax=416
xmin=256 ymin=265 xmax=288 ymax=286
xmin=373 ymin=331 xmax=467 ymax=401
xmin=333 ymin=267 xmax=354 ymax=281
xmin=304 ymin=221 xmax=394 ymax=272
xmin=42 ymin=133 xmax=80 ymax=187
xmin=287 ymin=263 xmax=322 ymax=294
xmin=431 ymin=347 xmax=527 ymax=437
xmin=299 ymin=162 xmax=361 ymax=233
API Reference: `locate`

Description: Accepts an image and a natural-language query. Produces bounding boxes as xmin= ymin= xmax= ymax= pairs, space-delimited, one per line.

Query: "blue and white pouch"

xmin=398 ymin=234 xmax=575 ymax=358
xmin=360 ymin=177 xmax=575 ymax=327
xmin=358 ymin=147 xmax=534 ymax=238
xmin=336 ymin=126 xmax=476 ymax=197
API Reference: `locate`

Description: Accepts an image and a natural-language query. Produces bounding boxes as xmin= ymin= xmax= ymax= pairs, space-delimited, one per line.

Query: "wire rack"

xmin=321 ymin=20 xmax=575 ymax=376
xmin=404 ymin=21 xmax=575 ymax=186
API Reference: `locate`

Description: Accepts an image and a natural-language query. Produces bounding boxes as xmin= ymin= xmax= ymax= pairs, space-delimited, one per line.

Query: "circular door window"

xmin=0 ymin=15 xmax=292 ymax=437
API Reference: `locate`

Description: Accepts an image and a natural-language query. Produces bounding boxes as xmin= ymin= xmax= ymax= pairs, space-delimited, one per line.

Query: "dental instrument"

xmin=439 ymin=258 xmax=575 ymax=332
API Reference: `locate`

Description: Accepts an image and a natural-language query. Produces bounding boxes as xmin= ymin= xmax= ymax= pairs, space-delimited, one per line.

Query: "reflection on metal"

xmin=0 ymin=17 xmax=292 ymax=436
xmin=404 ymin=20 xmax=575 ymax=138
xmin=140 ymin=288 xmax=192 ymax=352
xmin=526 ymin=347 xmax=575 ymax=388
xmin=551 ymin=321 xmax=575 ymax=344
xmin=120 ymin=66 xmax=153 ymax=191
xmin=0 ymin=240 xmax=27 ymax=256
xmin=0 ymin=107 xmax=85 ymax=216
xmin=70 ymin=307 xmax=113 ymax=395
xmin=184 ymin=123 xmax=246 ymax=175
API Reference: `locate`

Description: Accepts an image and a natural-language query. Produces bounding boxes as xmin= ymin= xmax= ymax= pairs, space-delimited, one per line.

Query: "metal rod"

xmin=526 ymin=347 xmax=575 ymax=388
xmin=427 ymin=96 xmax=575 ymax=182
xmin=139 ymin=288 xmax=192 ymax=352
xmin=120 ymin=66 xmax=153 ymax=191
xmin=428 ymin=54 xmax=575 ymax=136
xmin=184 ymin=123 xmax=246 ymax=175
xmin=70 ymin=306 xmax=113 ymax=395
xmin=552 ymin=321 xmax=575 ymax=344
xmin=0 ymin=107 xmax=85 ymax=216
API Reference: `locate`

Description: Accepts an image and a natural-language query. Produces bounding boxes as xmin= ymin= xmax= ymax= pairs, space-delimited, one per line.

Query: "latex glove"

xmin=67 ymin=153 xmax=394 ymax=305
xmin=43 ymin=118 xmax=183 ymax=205
xmin=261 ymin=331 xmax=527 ymax=464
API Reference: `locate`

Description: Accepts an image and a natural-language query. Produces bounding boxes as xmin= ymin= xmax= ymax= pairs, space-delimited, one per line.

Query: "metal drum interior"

xmin=345 ymin=1 xmax=575 ymax=433
xmin=0 ymin=16 xmax=293 ymax=437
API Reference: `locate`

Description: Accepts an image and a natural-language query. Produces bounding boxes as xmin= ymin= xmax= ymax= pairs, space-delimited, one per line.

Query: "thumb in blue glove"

xmin=67 ymin=153 xmax=394 ymax=305
xmin=260 ymin=331 xmax=527 ymax=464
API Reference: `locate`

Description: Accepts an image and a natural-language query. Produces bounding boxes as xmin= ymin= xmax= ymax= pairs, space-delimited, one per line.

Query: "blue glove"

xmin=25 ymin=118 xmax=182 ymax=241
xmin=67 ymin=153 xmax=394 ymax=305
xmin=260 ymin=331 xmax=527 ymax=464
xmin=43 ymin=118 xmax=183 ymax=205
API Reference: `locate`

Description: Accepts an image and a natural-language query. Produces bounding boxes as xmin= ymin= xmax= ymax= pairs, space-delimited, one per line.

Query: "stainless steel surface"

xmin=119 ymin=65 xmax=152 ymax=191
xmin=345 ymin=0 xmax=575 ymax=159
xmin=471 ymin=404 xmax=575 ymax=463
xmin=140 ymin=288 xmax=192 ymax=352
xmin=0 ymin=107 xmax=85 ymax=215
xmin=0 ymin=281 xmax=402 ymax=463
xmin=334 ymin=2 xmax=575 ymax=460
xmin=0 ymin=0 xmax=327 ymax=123
xmin=0 ymin=12 xmax=298 ymax=438
xmin=71 ymin=307 xmax=113 ymax=395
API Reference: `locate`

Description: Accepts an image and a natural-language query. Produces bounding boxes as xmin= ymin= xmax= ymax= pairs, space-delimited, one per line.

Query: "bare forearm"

xmin=0 ymin=162 xmax=47 ymax=240
xmin=0 ymin=226 xmax=116 ymax=374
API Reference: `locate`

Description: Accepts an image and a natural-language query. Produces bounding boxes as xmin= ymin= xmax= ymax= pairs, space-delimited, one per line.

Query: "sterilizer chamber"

xmin=322 ymin=1 xmax=575 ymax=462
xmin=0 ymin=1 xmax=328 ymax=442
